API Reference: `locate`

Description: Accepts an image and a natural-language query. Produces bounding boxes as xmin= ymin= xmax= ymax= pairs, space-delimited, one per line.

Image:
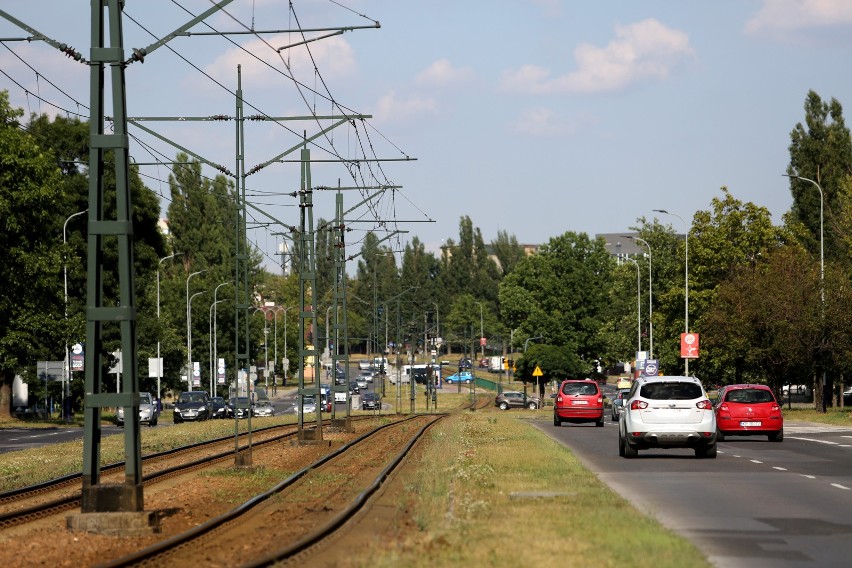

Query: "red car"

xmin=553 ymin=379 xmax=604 ymax=427
xmin=714 ymin=384 xmax=783 ymax=442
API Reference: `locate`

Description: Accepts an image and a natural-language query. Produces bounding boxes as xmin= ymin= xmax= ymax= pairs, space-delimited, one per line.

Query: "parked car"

xmin=610 ymin=388 xmax=631 ymax=422
xmin=252 ymin=399 xmax=275 ymax=417
xmin=173 ymin=391 xmax=211 ymax=423
xmin=361 ymin=392 xmax=381 ymax=410
xmin=210 ymin=396 xmax=228 ymax=419
xmin=782 ymin=383 xmax=811 ymax=397
xmin=495 ymin=391 xmax=540 ymax=410
xmin=844 ymin=386 xmax=852 ymax=406
xmin=445 ymin=371 xmax=473 ymax=384
xmin=228 ymin=396 xmax=251 ymax=419
xmin=116 ymin=391 xmax=159 ymax=427
xmin=618 ymin=376 xmax=717 ymax=458
xmin=714 ymin=384 xmax=783 ymax=442
xmin=553 ymin=379 xmax=604 ymax=427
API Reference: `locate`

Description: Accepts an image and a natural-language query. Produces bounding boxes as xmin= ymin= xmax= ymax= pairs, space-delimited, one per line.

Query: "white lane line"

xmin=773 ymin=467 xmax=787 ymax=471
xmin=750 ymin=459 xmax=763 ymax=464
xmin=788 ymin=437 xmax=839 ymax=445
xmin=830 ymin=483 xmax=851 ymax=490
xmin=802 ymin=475 xmax=816 ymax=479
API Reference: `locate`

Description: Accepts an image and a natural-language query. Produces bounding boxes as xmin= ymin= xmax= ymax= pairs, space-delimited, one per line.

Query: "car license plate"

xmin=740 ymin=421 xmax=761 ymax=427
xmin=572 ymin=400 xmax=588 ymax=405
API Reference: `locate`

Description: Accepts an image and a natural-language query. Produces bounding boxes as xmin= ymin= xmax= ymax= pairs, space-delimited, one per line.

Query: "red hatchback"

xmin=553 ymin=379 xmax=604 ymax=427
xmin=714 ymin=384 xmax=783 ymax=442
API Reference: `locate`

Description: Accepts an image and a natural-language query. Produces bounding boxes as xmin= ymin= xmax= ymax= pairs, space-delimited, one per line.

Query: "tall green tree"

xmin=0 ymin=93 xmax=66 ymax=416
xmin=786 ymin=90 xmax=852 ymax=264
xmin=491 ymin=230 xmax=525 ymax=277
xmin=499 ymin=231 xmax=614 ymax=367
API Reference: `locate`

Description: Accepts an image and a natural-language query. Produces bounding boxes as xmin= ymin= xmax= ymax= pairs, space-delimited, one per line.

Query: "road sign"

xmin=680 ymin=333 xmax=700 ymax=359
xmin=644 ymin=359 xmax=658 ymax=376
xmin=480 ymin=337 xmax=486 ymax=346
xmin=532 ymin=365 xmax=544 ymax=377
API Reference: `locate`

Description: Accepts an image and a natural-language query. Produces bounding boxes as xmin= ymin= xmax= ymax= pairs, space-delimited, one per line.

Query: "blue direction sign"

xmin=644 ymin=359 xmax=658 ymax=376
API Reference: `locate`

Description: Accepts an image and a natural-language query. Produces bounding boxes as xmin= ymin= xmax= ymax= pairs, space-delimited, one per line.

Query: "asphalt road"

xmin=537 ymin=415 xmax=852 ymax=568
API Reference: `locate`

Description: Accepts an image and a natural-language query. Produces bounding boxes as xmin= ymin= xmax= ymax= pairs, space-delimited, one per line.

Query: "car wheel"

xmin=696 ymin=443 xmax=717 ymax=458
xmin=499 ymin=402 xmax=509 ymax=410
xmin=553 ymin=414 xmax=561 ymax=427
xmin=618 ymin=434 xmax=625 ymax=456
xmin=611 ymin=412 xmax=617 ymax=422
xmin=716 ymin=429 xmax=725 ymax=442
xmin=769 ymin=429 xmax=783 ymax=442
xmin=527 ymin=402 xmax=538 ymax=410
xmin=595 ymin=417 xmax=604 ymax=427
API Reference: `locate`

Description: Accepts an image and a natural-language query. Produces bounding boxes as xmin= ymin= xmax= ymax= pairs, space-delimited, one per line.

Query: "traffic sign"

xmin=480 ymin=337 xmax=486 ymax=346
xmin=532 ymin=365 xmax=543 ymax=377
xmin=680 ymin=333 xmax=700 ymax=359
xmin=644 ymin=359 xmax=658 ymax=376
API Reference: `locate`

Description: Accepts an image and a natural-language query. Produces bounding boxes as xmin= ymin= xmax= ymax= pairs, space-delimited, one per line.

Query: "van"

xmin=488 ymin=356 xmax=504 ymax=373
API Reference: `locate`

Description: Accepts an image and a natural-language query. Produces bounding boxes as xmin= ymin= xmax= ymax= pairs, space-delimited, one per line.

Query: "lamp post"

xmin=475 ymin=301 xmax=484 ymax=360
xmin=209 ymin=281 xmax=231 ymax=396
xmin=524 ymin=336 xmax=543 ymax=353
xmin=273 ymin=306 xmax=291 ymax=389
xmin=209 ymin=299 xmax=224 ymax=396
xmin=62 ymin=209 xmax=87 ymax=420
xmin=784 ymin=173 xmax=825 ymax=410
xmin=156 ymin=252 xmax=181 ymax=403
xmin=188 ymin=290 xmax=207 ymax=390
xmin=186 ymin=268 xmax=210 ymax=391
xmin=654 ymin=209 xmax=690 ymax=374
xmin=432 ymin=302 xmax=440 ymax=357
xmin=624 ymin=235 xmax=653 ymax=359
xmin=626 ymin=257 xmax=642 ymax=356
xmin=254 ymin=307 xmax=271 ymax=389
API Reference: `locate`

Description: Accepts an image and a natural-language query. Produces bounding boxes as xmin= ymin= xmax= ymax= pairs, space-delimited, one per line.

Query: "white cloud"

xmin=510 ymin=107 xmax=597 ymax=137
xmin=373 ymin=91 xmax=438 ymax=125
xmin=746 ymin=0 xmax=852 ymax=35
xmin=199 ymin=33 xmax=356 ymax=89
xmin=500 ymin=18 xmax=693 ymax=95
xmin=415 ymin=59 xmax=475 ymax=88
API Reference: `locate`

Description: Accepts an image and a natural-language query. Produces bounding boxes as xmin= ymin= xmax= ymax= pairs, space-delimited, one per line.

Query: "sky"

xmin=3 ymin=1 xmax=852 ymax=271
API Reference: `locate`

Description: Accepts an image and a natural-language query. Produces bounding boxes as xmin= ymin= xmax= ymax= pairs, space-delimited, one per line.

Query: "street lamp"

xmin=654 ymin=209 xmax=690 ymax=373
xmin=186 ymin=268 xmax=211 ymax=391
xmin=432 ymin=302 xmax=440 ymax=357
xmin=209 ymin=298 xmax=225 ymax=396
xmin=62 ymin=209 xmax=87 ymax=420
xmin=254 ymin=307 xmax=272 ymax=389
xmin=273 ymin=306 xmax=291 ymax=388
xmin=626 ymin=257 xmax=642 ymax=356
xmin=624 ymin=235 xmax=653 ymax=359
xmin=475 ymin=301 xmax=484 ymax=360
xmin=209 ymin=281 xmax=231 ymax=396
xmin=157 ymin=252 xmax=181 ymax=402
xmin=188 ymin=290 xmax=207 ymax=390
xmin=784 ymin=173 xmax=825 ymax=409
xmin=524 ymin=336 xmax=543 ymax=353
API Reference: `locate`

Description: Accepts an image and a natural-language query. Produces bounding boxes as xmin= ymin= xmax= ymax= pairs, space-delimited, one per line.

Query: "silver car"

xmin=116 ymin=392 xmax=159 ymax=427
xmin=610 ymin=388 xmax=631 ymax=421
xmin=618 ymin=376 xmax=717 ymax=459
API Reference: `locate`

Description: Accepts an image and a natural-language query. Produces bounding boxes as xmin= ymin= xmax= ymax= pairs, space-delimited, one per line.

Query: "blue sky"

xmin=3 ymin=1 xmax=852 ymax=270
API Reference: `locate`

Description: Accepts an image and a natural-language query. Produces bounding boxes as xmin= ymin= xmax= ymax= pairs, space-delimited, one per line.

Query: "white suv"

xmin=619 ymin=375 xmax=717 ymax=459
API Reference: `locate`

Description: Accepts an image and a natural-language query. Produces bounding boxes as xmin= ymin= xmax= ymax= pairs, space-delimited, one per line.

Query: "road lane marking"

xmin=787 ymin=437 xmax=840 ymax=445
xmin=773 ymin=467 xmax=787 ymax=471
xmin=830 ymin=483 xmax=851 ymax=490
xmin=750 ymin=459 xmax=763 ymax=464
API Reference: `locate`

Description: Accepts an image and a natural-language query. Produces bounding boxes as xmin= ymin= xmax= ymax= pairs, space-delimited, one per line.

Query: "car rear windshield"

xmin=640 ymin=382 xmax=703 ymax=400
xmin=561 ymin=382 xmax=598 ymax=396
xmin=725 ymin=389 xmax=774 ymax=403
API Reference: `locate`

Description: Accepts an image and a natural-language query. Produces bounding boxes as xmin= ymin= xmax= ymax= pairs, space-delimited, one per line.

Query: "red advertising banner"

xmin=680 ymin=333 xmax=699 ymax=359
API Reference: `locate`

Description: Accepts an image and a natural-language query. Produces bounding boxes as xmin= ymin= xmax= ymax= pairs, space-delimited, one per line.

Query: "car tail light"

xmin=597 ymin=397 xmax=603 ymax=404
xmin=630 ymin=400 xmax=648 ymax=410
xmin=696 ymin=400 xmax=712 ymax=410
xmin=556 ymin=396 xmax=563 ymax=403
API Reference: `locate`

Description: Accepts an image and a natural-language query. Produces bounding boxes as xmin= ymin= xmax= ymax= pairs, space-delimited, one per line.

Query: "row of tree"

xmin=2 ymin=88 xmax=850 ymax=415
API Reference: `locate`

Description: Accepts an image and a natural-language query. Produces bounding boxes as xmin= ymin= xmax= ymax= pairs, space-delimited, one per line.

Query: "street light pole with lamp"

xmin=624 ymin=236 xmax=653 ymax=359
xmin=208 ymin=281 xmax=232 ymax=396
xmin=186 ymin=268 xmax=211 ymax=391
xmin=273 ymin=306 xmax=291 ymax=390
xmin=654 ymin=209 xmax=690 ymax=374
xmin=156 ymin=252 xmax=181 ymax=403
xmin=62 ymin=209 xmax=87 ymax=420
xmin=784 ymin=173 xmax=825 ymax=410
xmin=188 ymin=290 xmax=207 ymax=390
xmin=626 ymin=257 xmax=642 ymax=356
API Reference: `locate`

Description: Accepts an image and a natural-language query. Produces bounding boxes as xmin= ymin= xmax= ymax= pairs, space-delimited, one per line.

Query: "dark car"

xmin=173 ymin=391 xmax=211 ymax=423
xmin=458 ymin=358 xmax=472 ymax=371
xmin=349 ymin=381 xmax=360 ymax=394
xmin=229 ymin=396 xmax=251 ymax=419
xmin=361 ymin=392 xmax=381 ymax=410
xmin=495 ymin=391 xmax=540 ymax=410
xmin=210 ymin=396 xmax=228 ymax=419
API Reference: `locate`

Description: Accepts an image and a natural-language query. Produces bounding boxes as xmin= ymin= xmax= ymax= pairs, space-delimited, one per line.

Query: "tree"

xmin=491 ymin=230 xmax=525 ymax=277
xmin=499 ymin=231 xmax=614 ymax=368
xmin=787 ymin=90 xmax=852 ymax=264
xmin=0 ymin=93 xmax=65 ymax=416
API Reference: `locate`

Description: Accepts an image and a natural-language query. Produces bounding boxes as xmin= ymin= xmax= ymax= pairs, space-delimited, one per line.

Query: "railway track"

xmin=0 ymin=416 xmax=375 ymax=529
xmin=100 ymin=414 xmax=444 ymax=567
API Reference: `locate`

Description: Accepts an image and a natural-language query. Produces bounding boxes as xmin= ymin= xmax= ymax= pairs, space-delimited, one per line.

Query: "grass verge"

xmin=357 ymin=410 xmax=711 ymax=568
